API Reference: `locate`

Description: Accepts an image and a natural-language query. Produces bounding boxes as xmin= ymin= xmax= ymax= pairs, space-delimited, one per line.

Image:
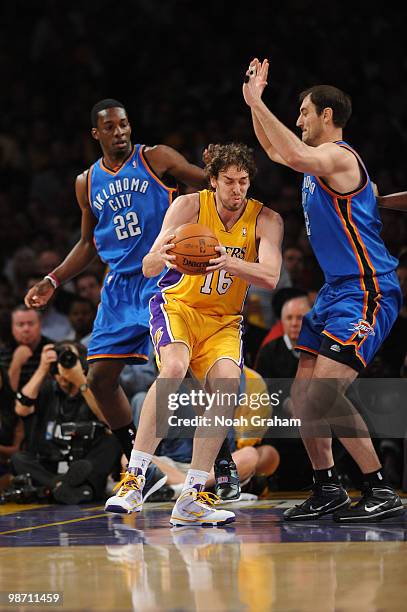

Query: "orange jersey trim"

xmin=87 ymin=164 xmax=94 ymax=207
xmin=316 ymin=174 xmax=368 ymax=199
xmin=333 ymin=197 xmax=365 ymax=290
xmin=315 ymin=143 xmax=369 ymax=199
xmin=346 ymin=197 xmax=379 ymax=291
xmin=357 ymin=292 xmax=382 ymax=349
xmin=321 ymin=331 xmax=367 ymax=367
xmin=87 ymin=352 xmax=148 ymax=360
xmin=295 ymin=345 xmax=319 ymax=356
xmin=100 ymin=145 xmax=136 ymax=176
xmin=139 ymin=147 xmax=177 ymax=193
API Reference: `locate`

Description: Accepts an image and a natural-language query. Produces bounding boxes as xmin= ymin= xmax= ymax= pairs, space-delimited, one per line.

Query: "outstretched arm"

xmin=245 ymin=59 xmax=289 ymax=166
xmin=25 ymin=172 xmax=98 ymax=309
xmin=142 ymin=193 xmax=200 ymax=277
xmin=144 ymin=145 xmax=207 ymax=188
xmin=243 ymin=59 xmax=352 ymax=177
xmin=377 ymin=191 xmax=407 ymax=212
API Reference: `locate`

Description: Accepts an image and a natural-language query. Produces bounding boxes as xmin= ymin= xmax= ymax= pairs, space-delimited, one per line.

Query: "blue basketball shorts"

xmin=296 ymin=271 xmax=402 ymax=372
xmin=87 ymin=271 xmax=159 ymax=364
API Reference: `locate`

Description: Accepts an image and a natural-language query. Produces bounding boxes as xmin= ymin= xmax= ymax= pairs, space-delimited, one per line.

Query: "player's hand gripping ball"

xmin=168 ymin=223 xmax=219 ymax=275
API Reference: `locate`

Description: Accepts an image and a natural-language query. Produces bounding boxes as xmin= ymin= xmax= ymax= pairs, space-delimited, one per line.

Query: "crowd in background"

xmin=0 ymin=2 xmax=406 ymax=500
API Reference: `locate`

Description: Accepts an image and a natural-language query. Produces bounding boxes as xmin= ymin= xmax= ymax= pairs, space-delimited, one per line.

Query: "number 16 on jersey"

xmin=200 ymin=270 xmax=233 ymax=295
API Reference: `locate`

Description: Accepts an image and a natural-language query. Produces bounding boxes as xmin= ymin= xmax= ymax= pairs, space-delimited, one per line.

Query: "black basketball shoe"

xmin=143 ymin=465 xmax=169 ymax=502
xmin=333 ymin=484 xmax=405 ymax=522
xmin=214 ymin=460 xmax=241 ymax=502
xmin=284 ymin=482 xmax=350 ymax=520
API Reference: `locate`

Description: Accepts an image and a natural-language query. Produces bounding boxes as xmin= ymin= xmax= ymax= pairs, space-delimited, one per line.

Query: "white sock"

xmin=182 ymin=469 xmax=209 ymax=493
xmin=128 ymin=450 xmax=153 ymax=475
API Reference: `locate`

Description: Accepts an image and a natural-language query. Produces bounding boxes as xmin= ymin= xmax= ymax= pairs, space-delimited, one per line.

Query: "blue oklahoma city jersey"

xmin=86 ymin=144 xmax=176 ymax=363
xmin=301 ymin=140 xmax=398 ymax=284
xmin=297 ymin=140 xmax=401 ymax=371
xmin=88 ymin=144 xmax=175 ymax=275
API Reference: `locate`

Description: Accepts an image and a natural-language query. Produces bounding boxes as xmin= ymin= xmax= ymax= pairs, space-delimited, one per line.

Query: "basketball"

xmin=168 ymin=223 xmax=220 ymax=275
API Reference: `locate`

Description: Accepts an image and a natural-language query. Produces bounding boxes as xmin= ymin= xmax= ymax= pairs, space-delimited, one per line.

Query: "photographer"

xmin=12 ymin=341 xmax=121 ymax=504
xmin=0 ymin=366 xmax=23 ymax=490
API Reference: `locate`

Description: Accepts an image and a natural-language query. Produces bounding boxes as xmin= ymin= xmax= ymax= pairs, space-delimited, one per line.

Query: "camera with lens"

xmin=60 ymin=421 xmax=105 ymax=439
xmin=59 ymin=421 xmax=106 ymax=462
xmin=0 ymin=474 xmax=50 ymax=505
xmin=50 ymin=344 xmax=78 ymax=376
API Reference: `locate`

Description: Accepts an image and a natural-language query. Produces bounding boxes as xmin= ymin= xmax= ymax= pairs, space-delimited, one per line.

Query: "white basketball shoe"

xmin=170 ymin=488 xmax=235 ymax=527
xmin=104 ymin=472 xmax=146 ymax=514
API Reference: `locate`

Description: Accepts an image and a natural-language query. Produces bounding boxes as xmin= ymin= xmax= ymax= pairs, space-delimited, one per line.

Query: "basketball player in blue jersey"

xmin=24 ymin=98 xmax=216 ymax=499
xmin=243 ymin=59 xmax=404 ymax=522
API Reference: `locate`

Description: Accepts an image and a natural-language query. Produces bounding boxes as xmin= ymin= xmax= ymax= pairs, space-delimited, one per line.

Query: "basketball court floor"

xmin=0 ymin=493 xmax=406 ymax=611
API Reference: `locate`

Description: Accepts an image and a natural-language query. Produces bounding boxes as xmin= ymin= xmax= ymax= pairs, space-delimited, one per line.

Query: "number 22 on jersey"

xmin=114 ymin=211 xmax=141 ymax=240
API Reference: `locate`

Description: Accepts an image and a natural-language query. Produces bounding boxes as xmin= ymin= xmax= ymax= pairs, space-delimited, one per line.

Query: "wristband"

xmin=16 ymin=390 xmax=36 ymax=407
xmin=44 ymin=272 xmax=61 ymax=289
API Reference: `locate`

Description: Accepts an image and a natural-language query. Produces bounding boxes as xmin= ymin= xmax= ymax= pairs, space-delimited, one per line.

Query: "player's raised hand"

xmin=242 ymin=58 xmax=269 ymax=107
xmin=24 ymin=279 xmax=55 ymax=309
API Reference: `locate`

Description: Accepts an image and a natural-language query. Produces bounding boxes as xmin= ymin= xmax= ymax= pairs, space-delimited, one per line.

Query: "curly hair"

xmin=204 ymin=143 xmax=257 ymax=182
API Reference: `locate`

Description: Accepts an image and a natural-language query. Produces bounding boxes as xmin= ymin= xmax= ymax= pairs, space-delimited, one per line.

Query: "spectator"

xmin=258 ymin=288 xmax=309 ymax=354
xmin=67 ymin=296 xmax=96 ymax=347
xmin=0 ymin=305 xmax=52 ymax=391
xmin=282 ymin=247 xmax=304 ymax=288
xmin=0 ymin=367 xmax=23 ymax=490
xmin=255 ymin=294 xmax=311 ymax=379
xmin=255 ymin=294 xmax=313 ymax=490
xmin=5 ymin=247 xmax=37 ymax=300
xmin=13 ymin=341 xmax=121 ymax=504
xmin=74 ymin=272 xmax=102 ymax=307
xmin=36 ymin=249 xmax=62 ymax=278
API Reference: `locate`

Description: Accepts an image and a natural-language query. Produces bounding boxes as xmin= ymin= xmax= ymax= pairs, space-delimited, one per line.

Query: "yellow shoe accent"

xmin=114 ymin=472 xmax=144 ymax=497
xmin=170 ymin=488 xmax=235 ymax=527
xmin=188 ymin=492 xmax=220 ymax=516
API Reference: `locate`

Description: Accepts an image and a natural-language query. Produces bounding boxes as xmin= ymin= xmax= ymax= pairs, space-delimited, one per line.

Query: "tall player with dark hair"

xmin=24 ymin=99 xmax=217 ymax=498
xmin=243 ymin=60 xmax=404 ymax=522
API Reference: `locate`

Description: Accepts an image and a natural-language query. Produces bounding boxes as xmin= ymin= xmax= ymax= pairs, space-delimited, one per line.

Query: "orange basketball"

xmin=169 ymin=223 xmax=220 ymax=275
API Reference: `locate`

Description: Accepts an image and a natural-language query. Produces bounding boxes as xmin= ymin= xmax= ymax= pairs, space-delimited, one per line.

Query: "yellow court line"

xmin=0 ymin=513 xmax=105 ymax=536
xmin=81 ymin=505 xmax=104 ymax=512
xmin=0 ymin=503 xmax=104 ymax=518
xmin=0 ymin=503 xmax=52 ymax=516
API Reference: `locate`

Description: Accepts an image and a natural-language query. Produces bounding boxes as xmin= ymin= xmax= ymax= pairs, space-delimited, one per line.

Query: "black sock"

xmin=363 ymin=469 xmax=388 ymax=488
xmin=314 ymin=465 xmax=340 ymax=485
xmin=112 ymin=422 xmax=136 ymax=462
xmin=215 ymin=438 xmax=233 ymax=464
